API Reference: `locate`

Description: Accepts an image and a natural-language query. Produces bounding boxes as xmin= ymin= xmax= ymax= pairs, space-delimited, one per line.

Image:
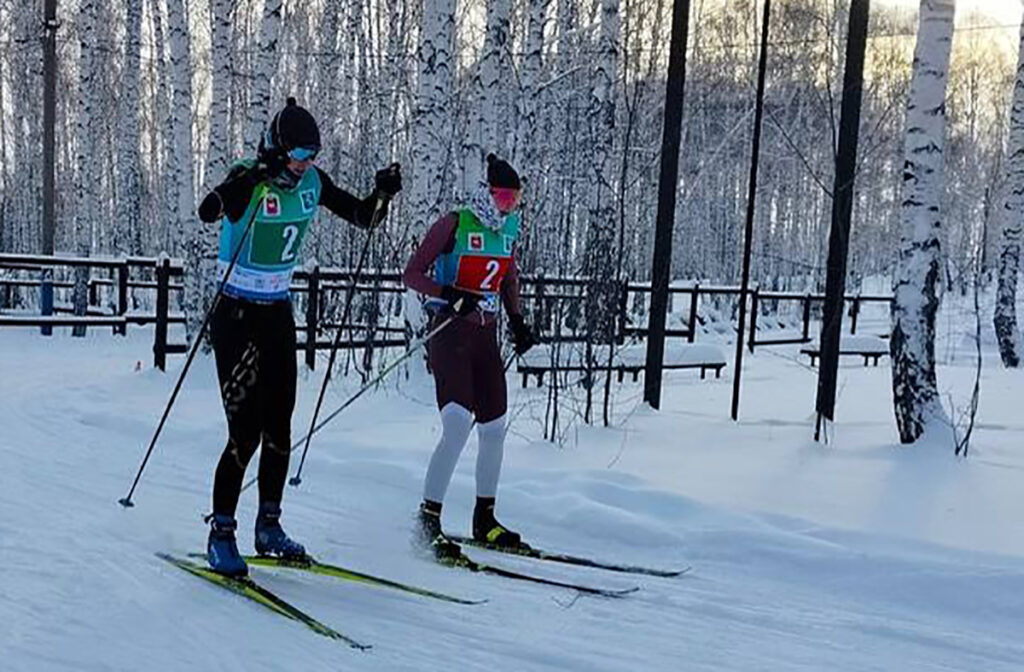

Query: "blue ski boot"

xmin=207 ymin=514 xmax=248 ymax=577
xmin=254 ymin=502 xmax=307 ymax=560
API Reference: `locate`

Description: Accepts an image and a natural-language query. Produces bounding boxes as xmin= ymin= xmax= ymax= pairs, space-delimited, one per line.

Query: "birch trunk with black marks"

xmin=73 ymin=0 xmax=99 ymax=336
xmin=245 ymin=0 xmax=283 ymax=149
xmin=118 ymin=0 xmax=143 ymax=256
xmin=890 ymin=0 xmax=956 ymax=443
xmin=409 ymin=0 xmax=455 ymax=231
xmin=993 ymin=13 xmax=1024 ymax=368
xmin=464 ymin=0 xmax=512 ymax=190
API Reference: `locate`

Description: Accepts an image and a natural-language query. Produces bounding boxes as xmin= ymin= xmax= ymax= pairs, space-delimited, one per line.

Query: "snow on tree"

xmin=890 ymin=0 xmax=956 ymax=443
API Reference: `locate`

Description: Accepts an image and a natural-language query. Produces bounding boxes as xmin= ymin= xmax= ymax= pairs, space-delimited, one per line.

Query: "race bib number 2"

xmin=456 ymin=255 xmax=511 ymax=292
xmin=249 ymin=220 xmax=308 ymax=267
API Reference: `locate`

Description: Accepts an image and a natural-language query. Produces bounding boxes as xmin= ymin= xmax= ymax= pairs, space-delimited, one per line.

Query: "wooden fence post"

xmin=153 ymin=257 xmax=169 ymax=371
xmin=41 ymin=267 xmax=54 ymax=336
xmin=748 ymin=287 xmax=759 ymax=353
xmin=687 ymin=283 xmax=700 ymax=343
xmin=536 ymin=272 xmax=548 ymax=331
xmin=305 ymin=264 xmax=319 ymax=371
xmin=116 ymin=262 xmax=129 ymax=336
xmin=802 ymin=293 xmax=811 ymax=341
xmin=850 ymin=295 xmax=861 ymax=334
xmin=617 ymin=279 xmax=629 ymax=345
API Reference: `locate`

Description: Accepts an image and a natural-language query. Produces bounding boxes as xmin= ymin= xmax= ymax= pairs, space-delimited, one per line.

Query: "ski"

xmin=157 ymin=553 xmax=369 ymax=649
xmin=446 ymin=535 xmax=690 ymax=578
xmin=187 ymin=553 xmax=485 ymax=605
xmin=440 ymin=550 xmax=639 ymax=598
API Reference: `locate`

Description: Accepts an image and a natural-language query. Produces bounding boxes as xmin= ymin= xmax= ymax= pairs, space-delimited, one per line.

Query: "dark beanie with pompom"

xmin=486 ymin=153 xmax=521 ymax=190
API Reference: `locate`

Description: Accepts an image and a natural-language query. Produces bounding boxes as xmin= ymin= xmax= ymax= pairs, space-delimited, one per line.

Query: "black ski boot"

xmin=473 ymin=497 xmax=522 ymax=549
xmin=416 ymin=500 xmax=463 ymax=563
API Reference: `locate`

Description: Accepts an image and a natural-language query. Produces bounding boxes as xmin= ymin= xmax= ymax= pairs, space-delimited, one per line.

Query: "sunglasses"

xmin=287 ymin=146 xmax=319 ymax=162
xmin=490 ymin=187 xmax=522 ymax=212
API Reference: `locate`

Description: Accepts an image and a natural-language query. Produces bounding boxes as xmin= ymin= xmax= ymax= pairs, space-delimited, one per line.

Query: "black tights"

xmin=210 ymin=296 xmax=296 ymax=517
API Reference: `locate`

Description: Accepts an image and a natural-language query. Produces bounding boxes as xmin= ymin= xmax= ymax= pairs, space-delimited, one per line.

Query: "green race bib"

xmin=248 ymin=219 xmax=310 ymax=268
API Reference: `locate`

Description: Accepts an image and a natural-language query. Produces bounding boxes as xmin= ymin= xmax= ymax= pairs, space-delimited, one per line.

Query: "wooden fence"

xmin=1 ymin=253 xmax=893 ymax=371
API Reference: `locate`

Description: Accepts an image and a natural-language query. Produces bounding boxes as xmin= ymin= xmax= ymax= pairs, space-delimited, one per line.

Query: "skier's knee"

xmin=227 ymin=435 xmax=260 ymax=469
xmin=261 ymin=431 xmax=291 ymax=456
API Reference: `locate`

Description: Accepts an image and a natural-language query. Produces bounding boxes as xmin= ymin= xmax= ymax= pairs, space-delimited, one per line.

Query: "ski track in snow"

xmin=1 ymin=327 xmax=1022 ymax=671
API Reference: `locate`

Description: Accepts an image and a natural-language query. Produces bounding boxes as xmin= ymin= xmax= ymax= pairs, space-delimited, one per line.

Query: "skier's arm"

xmin=500 ymin=252 xmax=523 ymax=317
xmin=197 ymin=163 xmax=263 ymax=223
xmin=403 ymin=213 xmax=459 ymax=298
xmin=315 ymin=167 xmax=389 ymax=229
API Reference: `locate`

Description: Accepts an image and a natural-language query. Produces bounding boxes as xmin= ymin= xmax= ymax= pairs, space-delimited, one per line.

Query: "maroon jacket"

xmin=403 ymin=212 xmax=522 ymax=322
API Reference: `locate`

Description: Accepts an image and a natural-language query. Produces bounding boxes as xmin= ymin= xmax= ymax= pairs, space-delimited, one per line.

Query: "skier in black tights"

xmin=197 ymin=97 xmax=401 ymax=576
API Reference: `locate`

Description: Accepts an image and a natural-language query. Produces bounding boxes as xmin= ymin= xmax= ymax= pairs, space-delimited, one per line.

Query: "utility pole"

xmin=815 ymin=0 xmax=871 ymax=440
xmin=644 ymin=0 xmax=692 ymax=409
xmin=41 ymin=0 xmax=58 ymax=336
xmin=731 ymin=0 xmax=772 ymax=421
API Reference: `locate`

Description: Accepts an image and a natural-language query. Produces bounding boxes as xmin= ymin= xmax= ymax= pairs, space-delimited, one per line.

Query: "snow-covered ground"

xmin=1 ymin=307 xmax=1022 ymax=671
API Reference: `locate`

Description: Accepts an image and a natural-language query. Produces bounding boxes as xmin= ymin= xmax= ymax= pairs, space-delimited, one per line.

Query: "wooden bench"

xmin=518 ymin=361 xmax=725 ymax=388
xmin=0 ymin=314 xmax=129 ymax=328
xmin=800 ymin=336 xmax=888 ymax=367
xmin=517 ymin=343 xmax=727 ymax=388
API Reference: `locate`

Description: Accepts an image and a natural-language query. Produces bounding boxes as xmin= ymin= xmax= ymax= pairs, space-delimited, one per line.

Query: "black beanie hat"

xmin=486 ymin=153 xmax=521 ymax=190
xmin=265 ymin=97 xmax=321 ymax=154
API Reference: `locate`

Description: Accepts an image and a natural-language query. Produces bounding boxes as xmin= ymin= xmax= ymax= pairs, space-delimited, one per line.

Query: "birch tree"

xmin=517 ymin=0 xmax=551 ymax=266
xmin=165 ymin=0 xmax=193 ymax=247
xmin=993 ymin=13 xmax=1024 ymax=368
xmin=206 ymin=0 xmax=233 ymax=187
xmin=166 ymin=0 xmax=199 ymax=338
xmin=464 ymin=0 xmax=513 ymax=189
xmin=73 ymin=0 xmax=100 ymax=336
xmin=586 ymin=0 xmax=620 ymax=425
xmin=890 ymin=0 xmax=956 ymax=443
xmin=0 ymin=6 xmax=7 ymax=255
xmin=9 ymin=0 xmax=44 ymax=256
xmin=245 ymin=0 xmax=283 ymax=149
xmin=408 ymin=0 xmax=456 ymax=232
xmin=147 ymin=0 xmax=170 ymax=251
xmin=183 ymin=0 xmax=234 ymax=343
xmin=117 ymin=0 xmax=143 ymax=256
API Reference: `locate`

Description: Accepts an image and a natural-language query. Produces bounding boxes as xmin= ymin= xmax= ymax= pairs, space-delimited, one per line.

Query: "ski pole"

xmin=290 ymin=169 xmax=398 ymax=487
xmin=238 ymin=314 xmax=456 ymax=494
xmin=119 ymin=185 xmax=269 ymax=508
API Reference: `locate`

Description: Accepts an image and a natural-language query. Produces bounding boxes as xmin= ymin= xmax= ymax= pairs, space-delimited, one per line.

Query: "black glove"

xmin=257 ymin=141 xmax=288 ymax=179
xmin=440 ymin=286 xmax=480 ymax=317
xmin=243 ymin=161 xmax=273 ymax=186
xmin=375 ymin=163 xmax=402 ymax=198
xmin=508 ymin=314 xmax=537 ymax=355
